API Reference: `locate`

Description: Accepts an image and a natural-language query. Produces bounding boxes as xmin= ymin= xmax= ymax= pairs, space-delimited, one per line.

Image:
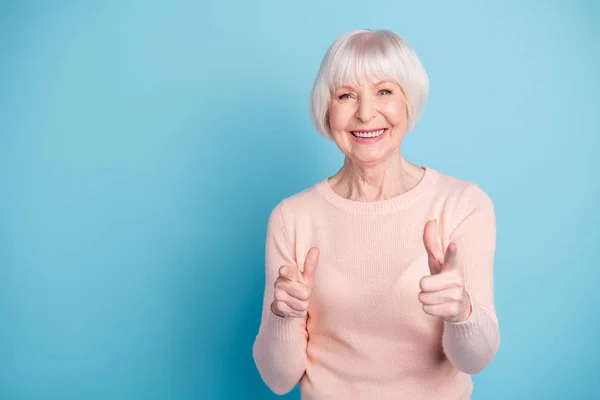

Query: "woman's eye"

xmin=379 ymin=89 xmax=392 ymax=95
xmin=338 ymin=93 xmax=353 ymax=100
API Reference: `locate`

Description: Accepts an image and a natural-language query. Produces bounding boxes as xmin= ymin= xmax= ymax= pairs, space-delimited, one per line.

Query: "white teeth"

xmin=352 ymin=129 xmax=385 ymax=138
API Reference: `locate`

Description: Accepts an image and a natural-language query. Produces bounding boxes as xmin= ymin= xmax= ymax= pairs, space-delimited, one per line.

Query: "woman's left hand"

xmin=418 ymin=219 xmax=472 ymax=323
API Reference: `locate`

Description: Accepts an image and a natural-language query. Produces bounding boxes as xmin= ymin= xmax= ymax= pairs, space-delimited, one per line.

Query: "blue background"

xmin=1 ymin=0 xmax=598 ymax=399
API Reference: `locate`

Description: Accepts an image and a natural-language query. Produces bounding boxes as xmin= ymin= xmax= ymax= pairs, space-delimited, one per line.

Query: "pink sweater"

xmin=252 ymin=166 xmax=500 ymax=400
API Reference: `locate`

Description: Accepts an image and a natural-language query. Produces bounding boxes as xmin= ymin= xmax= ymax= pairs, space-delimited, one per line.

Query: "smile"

xmin=351 ymin=129 xmax=387 ymax=138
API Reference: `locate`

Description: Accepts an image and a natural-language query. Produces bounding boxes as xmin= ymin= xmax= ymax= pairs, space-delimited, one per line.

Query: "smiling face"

xmin=327 ymin=79 xmax=409 ymax=165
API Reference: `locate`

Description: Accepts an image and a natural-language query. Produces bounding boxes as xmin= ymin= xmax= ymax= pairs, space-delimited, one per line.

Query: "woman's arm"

xmin=252 ymin=202 xmax=309 ymax=394
xmin=442 ymin=184 xmax=501 ymax=374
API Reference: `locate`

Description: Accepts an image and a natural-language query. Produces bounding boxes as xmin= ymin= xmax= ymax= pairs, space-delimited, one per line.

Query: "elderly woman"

xmin=252 ymin=29 xmax=500 ymax=400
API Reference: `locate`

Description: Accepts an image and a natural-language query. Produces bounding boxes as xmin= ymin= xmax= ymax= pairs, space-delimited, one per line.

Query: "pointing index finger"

xmin=440 ymin=242 xmax=458 ymax=272
xmin=278 ymin=265 xmax=299 ymax=281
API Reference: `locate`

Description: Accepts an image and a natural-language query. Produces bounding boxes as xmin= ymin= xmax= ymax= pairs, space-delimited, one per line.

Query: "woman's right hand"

xmin=271 ymin=247 xmax=320 ymax=318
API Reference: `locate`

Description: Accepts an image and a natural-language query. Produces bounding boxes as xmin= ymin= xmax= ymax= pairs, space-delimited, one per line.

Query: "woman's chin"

xmin=349 ymin=149 xmax=390 ymax=165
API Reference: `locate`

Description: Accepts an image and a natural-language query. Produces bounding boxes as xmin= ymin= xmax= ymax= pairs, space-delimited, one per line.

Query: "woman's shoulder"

xmin=277 ymin=180 xmax=324 ymax=210
xmin=430 ymin=167 xmax=495 ymax=214
xmin=268 ymin=179 xmax=328 ymax=220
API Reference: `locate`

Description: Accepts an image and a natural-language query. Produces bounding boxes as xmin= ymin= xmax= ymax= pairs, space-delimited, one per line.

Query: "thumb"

xmin=301 ymin=247 xmax=320 ymax=288
xmin=423 ymin=219 xmax=444 ymax=275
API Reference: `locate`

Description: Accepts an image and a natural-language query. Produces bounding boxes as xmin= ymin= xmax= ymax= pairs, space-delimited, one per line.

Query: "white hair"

xmin=309 ymin=29 xmax=430 ymax=140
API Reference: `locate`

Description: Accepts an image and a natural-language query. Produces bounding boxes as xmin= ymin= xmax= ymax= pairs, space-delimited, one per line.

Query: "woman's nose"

xmin=355 ymin=97 xmax=376 ymax=122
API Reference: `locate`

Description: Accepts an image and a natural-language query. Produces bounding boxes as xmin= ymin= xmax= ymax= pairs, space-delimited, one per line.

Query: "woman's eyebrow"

xmin=333 ymin=81 xmax=394 ymax=92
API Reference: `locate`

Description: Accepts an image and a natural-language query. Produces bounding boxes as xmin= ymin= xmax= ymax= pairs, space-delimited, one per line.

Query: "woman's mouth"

xmin=350 ymin=128 xmax=387 ymax=141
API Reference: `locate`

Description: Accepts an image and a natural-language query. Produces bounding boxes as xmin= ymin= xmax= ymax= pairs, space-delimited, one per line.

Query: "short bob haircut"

xmin=309 ymin=29 xmax=429 ymax=140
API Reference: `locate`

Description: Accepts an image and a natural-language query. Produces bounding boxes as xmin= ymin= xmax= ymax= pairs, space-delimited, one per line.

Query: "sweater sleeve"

xmin=441 ymin=184 xmax=501 ymax=374
xmin=252 ymin=201 xmax=309 ymax=395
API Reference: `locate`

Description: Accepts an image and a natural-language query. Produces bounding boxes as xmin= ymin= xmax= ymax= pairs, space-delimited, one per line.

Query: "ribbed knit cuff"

xmin=444 ymin=291 xmax=482 ymax=338
xmin=266 ymin=312 xmax=300 ymax=340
